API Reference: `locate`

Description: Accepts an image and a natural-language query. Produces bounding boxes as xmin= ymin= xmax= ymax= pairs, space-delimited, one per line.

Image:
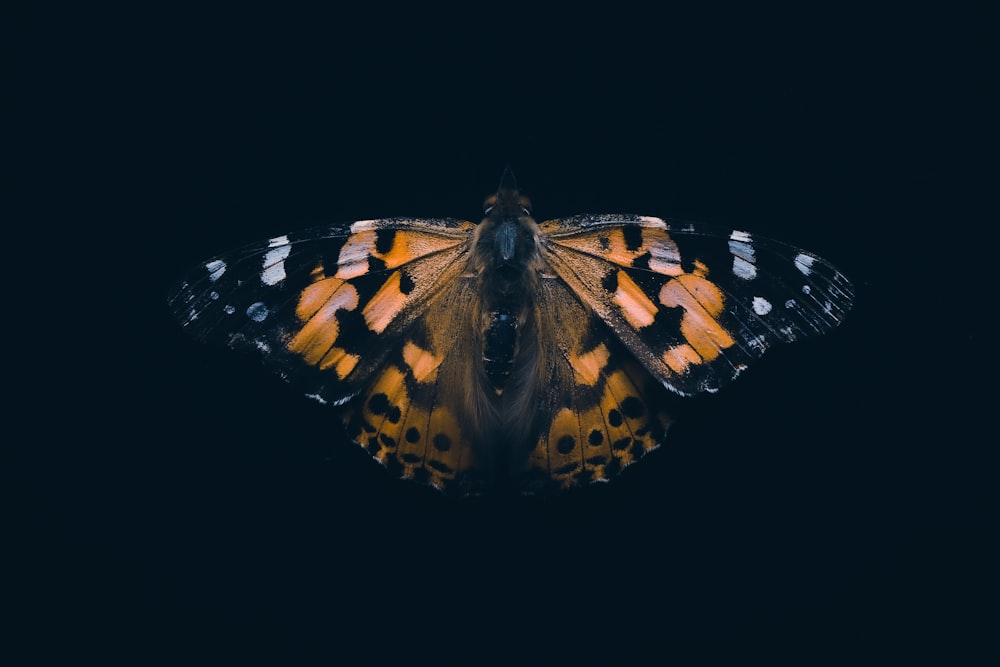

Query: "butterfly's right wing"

xmin=168 ymin=218 xmax=476 ymax=406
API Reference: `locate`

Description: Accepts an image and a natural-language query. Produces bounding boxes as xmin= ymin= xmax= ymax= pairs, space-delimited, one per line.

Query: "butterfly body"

xmin=170 ymin=182 xmax=853 ymax=495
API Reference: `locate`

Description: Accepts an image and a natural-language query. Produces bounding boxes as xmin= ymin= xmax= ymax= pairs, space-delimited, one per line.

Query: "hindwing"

xmin=521 ymin=277 xmax=671 ymax=492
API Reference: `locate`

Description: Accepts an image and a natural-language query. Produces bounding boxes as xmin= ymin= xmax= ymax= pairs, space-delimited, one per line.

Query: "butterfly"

xmin=169 ymin=177 xmax=854 ymax=495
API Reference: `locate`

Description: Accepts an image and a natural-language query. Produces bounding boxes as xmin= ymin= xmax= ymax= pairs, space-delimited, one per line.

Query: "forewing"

xmin=168 ymin=218 xmax=475 ymax=405
xmin=541 ymin=214 xmax=854 ymax=395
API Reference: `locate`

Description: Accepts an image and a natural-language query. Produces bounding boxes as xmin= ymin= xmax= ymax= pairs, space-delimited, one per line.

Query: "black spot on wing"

xmin=433 ymin=433 xmax=452 ymax=452
xmin=375 ymin=229 xmax=396 ymax=254
xmin=368 ymin=393 xmax=401 ymax=423
xmin=631 ymin=252 xmax=652 ymax=270
xmin=399 ymin=271 xmax=416 ymax=295
xmin=622 ymin=226 xmax=643 ymax=251
xmin=368 ymin=393 xmax=389 ymax=414
xmin=601 ymin=270 xmax=618 ymax=293
xmin=620 ymin=396 xmax=645 ymax=419
xmin=427 ymin=460 xmax=454 ymax=474
xmin=557 ymin=435 xmax=576 ymax=454
xmin=553 ymin=461 xmax=580 ymax=475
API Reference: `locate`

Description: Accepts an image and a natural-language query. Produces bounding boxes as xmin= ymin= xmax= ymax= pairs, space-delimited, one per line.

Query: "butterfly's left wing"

xmin=540 ymin=214 xmax=854 ymax=396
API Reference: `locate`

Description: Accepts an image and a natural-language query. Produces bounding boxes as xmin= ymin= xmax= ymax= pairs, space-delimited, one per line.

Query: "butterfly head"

xmin=476 ymin=187 xmax=537 ymax=269
xmin=483 ymin=189 xmax=532 ymax=220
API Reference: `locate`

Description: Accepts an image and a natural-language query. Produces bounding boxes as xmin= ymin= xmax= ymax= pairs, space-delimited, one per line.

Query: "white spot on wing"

xmin=752 ymin=296 xmax=773 ymax=315
xmin=333 ymin=391 xmax=360 ymax=407
xmin=269 ymin=235 xmax=290 ymax=247
xmin=794 ymin=253 xmax=815 ymax=275
xmin=261 ymin=244 xmax=292 ymax=285
xmin=206 ymin=259 xmax=226 ymax=282
xmin=732 ymin=255 xmax=757 ymax=280
xmin=305 ymin=393 xmax=328 ymax=405
xmin=246 ymin=302 xmax=269 ymax=322
xmin=224 ymin=304 xmax=236 ymax=314
xmin=728 ymin=237 xmax=756 ymax=280
xmin=802 ymin=284 xmax=812 ymax=295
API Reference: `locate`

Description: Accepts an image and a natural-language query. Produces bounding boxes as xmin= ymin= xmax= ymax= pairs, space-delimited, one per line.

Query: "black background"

xmin=13 ymin=3 xmax=994 ymax=663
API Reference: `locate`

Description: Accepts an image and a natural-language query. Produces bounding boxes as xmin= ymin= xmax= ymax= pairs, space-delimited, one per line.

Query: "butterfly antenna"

xmin=498 ymin=165 xmax=518 ymax=192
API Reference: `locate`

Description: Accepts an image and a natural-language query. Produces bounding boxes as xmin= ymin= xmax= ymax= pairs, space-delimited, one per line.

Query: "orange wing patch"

xmin=612 ymin=270 xmax=658 ymax=329
xmin=568 ymin=343 xmax=610 ymax=387
xmin=659 ymin=272 xmax=735 ymax=364
xmin=287 ymin=276 xmax=361 ymax=378
xmin=362 ymin=271 xmax=410 ymax=333
xmin=401 ymin=341 xmax=442 ymax=382
xmin=662 ymin=344 xmax=703 ymax=374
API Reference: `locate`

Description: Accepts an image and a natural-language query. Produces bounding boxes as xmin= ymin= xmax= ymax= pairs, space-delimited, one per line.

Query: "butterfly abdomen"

xmin=483 ymin=310 xmax=517 ymax=388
